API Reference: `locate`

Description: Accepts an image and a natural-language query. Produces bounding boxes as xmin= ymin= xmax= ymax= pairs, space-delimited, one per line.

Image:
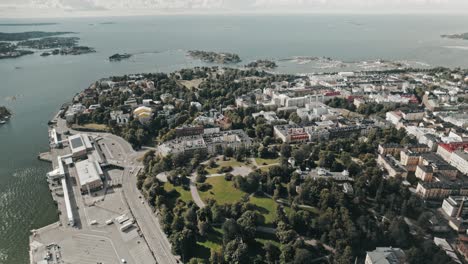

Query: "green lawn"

xmin=249 ymin=194 xmax=277 ymax=226
xmin=198 ymin=177 xmax=278 ymax=226
xmin=255 ymin=231 xmax=281 ymax=248
xmin=205 ymin=158 xmax=250 ymax=174
xmin=255 ymin=157 xmax=280 ymax=166
xmin=72 ymin=123 xmax=109 ymax=132
xmin=199 ymin=177 xmax=245 ymax=204
xmin=258 ymin=164 xmax=277 ymax=173
xmin=197 ymin=227 xmax=223 ymax=252
xmin=163 ymin=182 xmax=192 ymax=203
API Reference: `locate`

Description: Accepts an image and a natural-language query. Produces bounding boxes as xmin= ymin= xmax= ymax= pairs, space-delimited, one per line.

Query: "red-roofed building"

xmin=324 ymin=91 xmax=341 ymax=97
xmin=437 ymin=142 xmax=468 ymax=162
xmin=401 ymin=94 xmax=420 ymax=104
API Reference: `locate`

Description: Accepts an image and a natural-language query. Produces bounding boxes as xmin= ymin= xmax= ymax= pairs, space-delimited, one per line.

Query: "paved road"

xmin=189 ymin=177 xmax=206 ymax=208
xmin=63 ymin=124 xmax=178 ymax=264
xmin=104 ymin=134 xmax=178 ymax=264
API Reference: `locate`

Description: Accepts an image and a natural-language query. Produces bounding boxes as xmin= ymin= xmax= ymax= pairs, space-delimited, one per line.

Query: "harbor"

xmin=29 ymin=114 xmax=158 ymax=264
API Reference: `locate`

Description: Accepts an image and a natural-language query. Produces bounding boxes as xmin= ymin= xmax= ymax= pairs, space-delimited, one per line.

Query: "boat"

xmin=0 ymin=120 xmax=6 ymax=124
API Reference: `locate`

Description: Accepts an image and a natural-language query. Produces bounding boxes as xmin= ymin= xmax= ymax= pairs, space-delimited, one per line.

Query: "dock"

xmin=37 ymin=152 xmax=52 ymax=162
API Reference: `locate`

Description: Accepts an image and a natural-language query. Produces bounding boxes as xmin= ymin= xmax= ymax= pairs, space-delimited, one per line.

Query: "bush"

xmin=217 ymin=166 xmax=233 ymax=174
xmin=224 ymin=173 xmax=234 ymax=181
xmin=196 ymin=174 xmax=207 ymax=183
xmin=198 ymin=183 xmax=212 ymax=192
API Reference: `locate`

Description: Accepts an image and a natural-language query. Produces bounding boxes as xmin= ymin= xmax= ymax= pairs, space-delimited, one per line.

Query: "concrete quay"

xmin=29 ymin=116 xmax=176 ymax=264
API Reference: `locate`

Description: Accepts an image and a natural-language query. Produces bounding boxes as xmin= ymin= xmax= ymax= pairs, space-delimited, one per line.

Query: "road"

xmin=62 ymin=121 xmax=178 ymax=264
xmin=103 ymin=133 xmax=179 ymax=264
xmin=189 ymin=176 xmax=206 ymax=208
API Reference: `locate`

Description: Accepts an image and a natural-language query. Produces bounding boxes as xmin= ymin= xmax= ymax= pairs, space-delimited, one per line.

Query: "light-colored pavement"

xmin=99 ymin=133 xmax=178 ymax=264
xmin=189 ymin=178 xmax=206 ymax=208
xmin=57 ymin=119 xmax=178 ymax=264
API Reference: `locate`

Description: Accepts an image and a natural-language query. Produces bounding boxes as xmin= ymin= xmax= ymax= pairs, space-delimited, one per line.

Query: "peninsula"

xmin=187 ymin=50 xmax=241 ymax=64
xmin=0 ymin=42 xmax=33 ymax=59
xmin=32 ymin=64 xmax=468 ymax=264
xmin=0 ymin=106 xmax=11 ymax=121
xmin=442 ymin=32 xmax=468 ymax=40
xmin=0 ymin=31 xmax=73 ymax=41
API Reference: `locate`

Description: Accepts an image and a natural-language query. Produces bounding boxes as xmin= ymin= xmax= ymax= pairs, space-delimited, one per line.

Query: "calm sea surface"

xmin=1 ymin=14 xmax=468 ymax=263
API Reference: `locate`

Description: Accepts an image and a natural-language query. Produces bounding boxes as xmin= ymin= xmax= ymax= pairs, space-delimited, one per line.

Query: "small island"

xmin=187 ymin=50 xmax=241 ymax=64
xmin=0 ymin=106 xmax=11 ymax=122
xmin=245 ymin=59 xmax=277 ymax=69
xmin=441 ymin=32 xmax=468 ymax=40
xmin=109 ymin=53 xmax=132 ymax=61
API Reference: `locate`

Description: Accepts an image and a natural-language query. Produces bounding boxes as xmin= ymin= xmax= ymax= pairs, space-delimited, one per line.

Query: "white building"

xmin=75 ymin=159 xmax=104 ymax=193
xmin=450 ymin=150 xmax=468 ymax=175
xmin=386 ymin=111 xmax=402 ymax=125
xmin=65 ymin=103 xmax=86 ymax=122
xmin=365 ymin=247 xmax=406 ymax=264
xmin=442 ymin=196 xmax=468 ymax=218
xmin=110 ymin=110 xmax=130 ymax=126
xmin=68 ymin=134 xmax=93 ymax=159
xmin=190 ymin=101 xmax=202 ymax=110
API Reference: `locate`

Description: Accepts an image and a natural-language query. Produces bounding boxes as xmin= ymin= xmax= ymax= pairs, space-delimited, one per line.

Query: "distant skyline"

xmin=1 ymin=0 xmax=468 ymax=18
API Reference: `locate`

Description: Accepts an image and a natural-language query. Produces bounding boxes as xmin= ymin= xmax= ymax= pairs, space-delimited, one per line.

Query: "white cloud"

xmin=1 ymin=0 xmax=467 ymax=17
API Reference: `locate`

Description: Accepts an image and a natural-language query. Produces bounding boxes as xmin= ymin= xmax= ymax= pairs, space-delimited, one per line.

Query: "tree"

xmin=169 ymin=228 xmax=196 ymax=258
xmin=195 ymin=173 xmax=207 ymax=183
xmin=224 ymin=147 xmax=234 ymax=157
xmin=197 ymin=221 xmax=210 ymax=237
xmin=294 ymin=248 xmax=313 ymax=264
xmin=289 ymin=112 xmax=302 ymax=124
xmin=264 ymin=242 xmax=281 ymax=264
xmin=280 ymin=143 xmax=292 ymax=158
xmin=237 ymin=211 xmax=257 ymax=241
xmin=209 ymin=249 xmax=224 ymax=264
xmin=222 ymin=218 xmax=240 ymax=244
xmin=334 ymin=246 xmax=353 ymax=264
xmin=389 ymin=217 xmax=411 ymax=248
xmin=224 ymin=238 xmax=249 ymax=264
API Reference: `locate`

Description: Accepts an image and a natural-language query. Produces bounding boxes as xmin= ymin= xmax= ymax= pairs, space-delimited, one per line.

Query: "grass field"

xmin=72 ymin=123 xmax=109 ymax=132
xmin=163 ymin=182 xmax=192 ymax=204
xmin=195 ymin=227 xmax=281 ymax=259
xmin=199 ymin=177 xmax=245 ymax=204
xmin=249 ymin=194 xmax=277 ymax=226
xmin=198 ymin=177 xmax=278 ymax=225
xmin=205 ymin=158 xmax=250 ymax=175
xmin=197 ymin=227 xmax=223 ymax=251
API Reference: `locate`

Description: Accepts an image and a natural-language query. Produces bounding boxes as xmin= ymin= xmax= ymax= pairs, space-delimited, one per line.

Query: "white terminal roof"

xmin=75 ymin=160 xmax=103 ymax=187
xmin=68 ymin=134 xmax=93 ymax=154
xmin=61 ymin=177 xmax=74 ymax=226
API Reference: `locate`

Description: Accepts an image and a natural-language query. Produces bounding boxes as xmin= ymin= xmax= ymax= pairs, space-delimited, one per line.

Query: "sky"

xmin=1 ymin=0 xmax=468 ymax=18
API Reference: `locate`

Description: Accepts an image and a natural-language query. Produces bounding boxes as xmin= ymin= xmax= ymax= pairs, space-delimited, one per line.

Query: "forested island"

xmin=19 ymin=37 xmax=79 ymax=49
xmin=0 ymin=31 xmax=72 ymax=41
xmin=441 ymin=32 xmax=468 ymax=40
xmin=187 ymin=50 xmax=241 ymax=64
xmin=109 ymin=53 xmax=132 ymax=61
xmin=0 ymin=42 xmax=33 ymax=59
xmin=0 ymin=106 xmax=11 ymax=120
xmin=246 ymin=59 xmax=278 ymax=69
xmin=0 ymin=23 xmax=58 ymax=27
xmin=0 ymin=31 xmax=95 ymax=58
